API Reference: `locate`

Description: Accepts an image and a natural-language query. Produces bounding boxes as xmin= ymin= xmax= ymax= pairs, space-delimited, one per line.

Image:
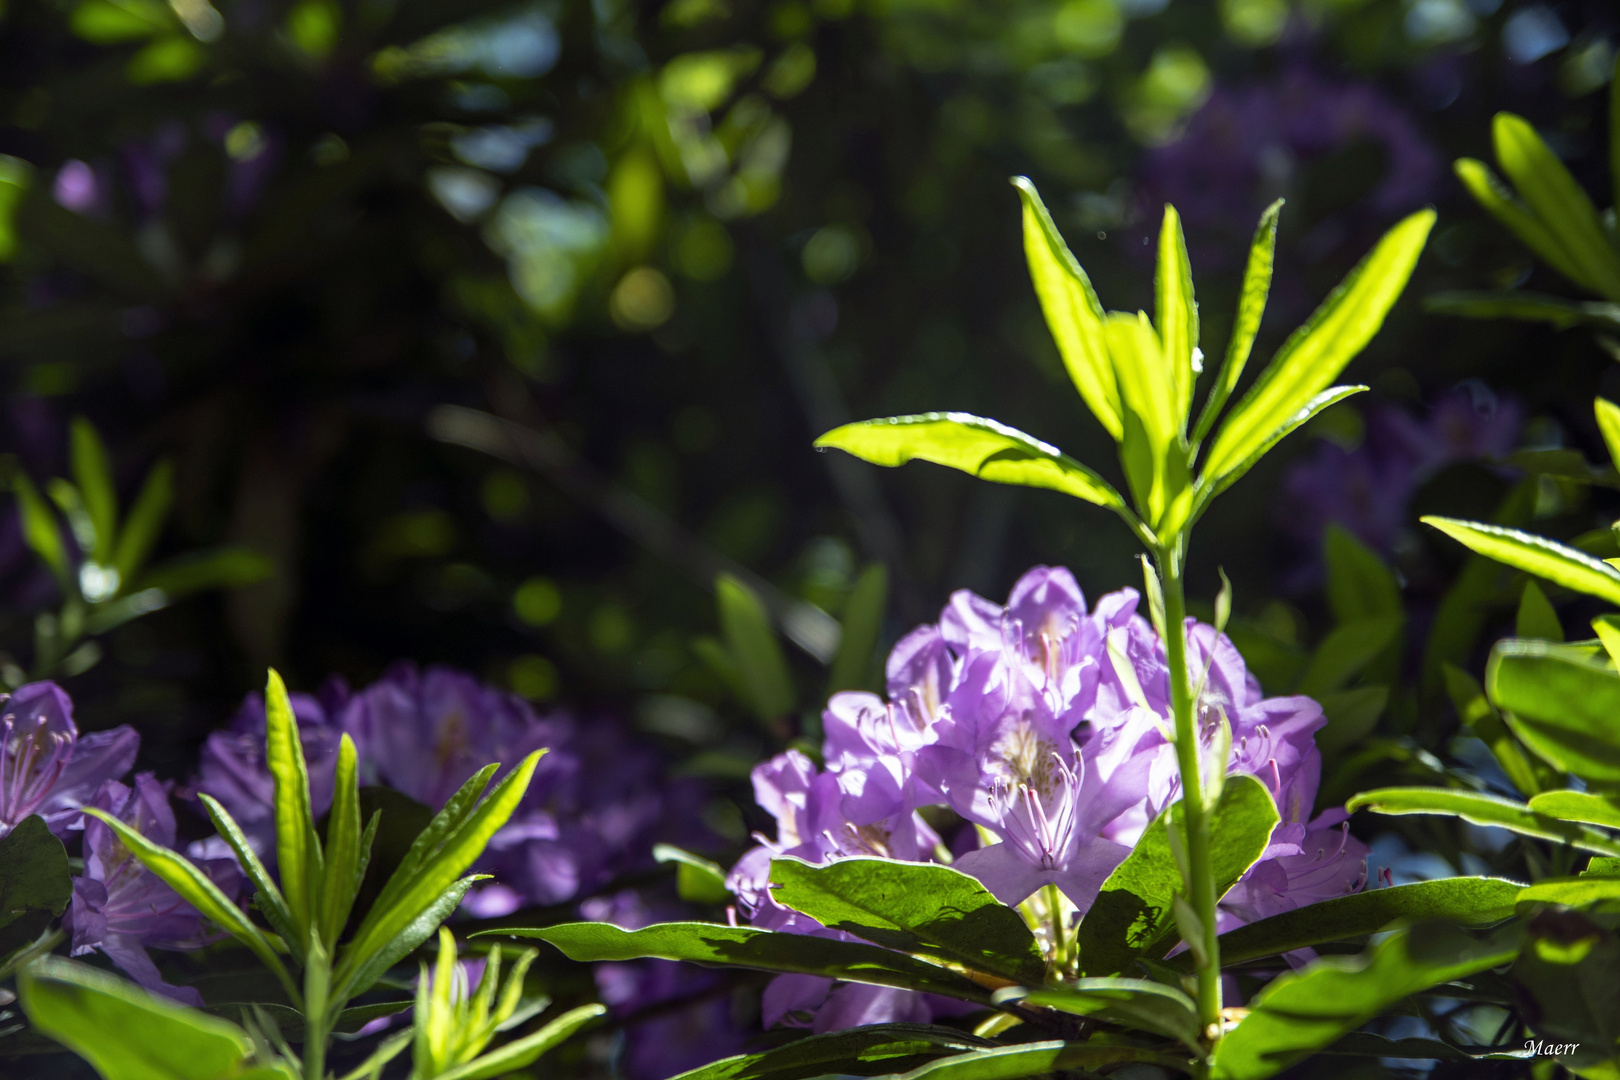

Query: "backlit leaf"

xmin=1423 ymin=517 xmax=1620 ymax=606
xmin=1346 ymin=786 xmax=1620 ymax=856
xmin=1001 ymin=979 xmax=1199 ymax=1049
xmin=1488 ymin=639 xmax=1620 ymax=783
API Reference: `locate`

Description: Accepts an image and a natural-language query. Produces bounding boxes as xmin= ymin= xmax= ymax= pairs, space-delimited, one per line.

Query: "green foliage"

xmin=0 ymin=816 xmax=72 ymax=946
xmin=664 ymin=1024 xmax=995 ymax=1080
xmin=768 ymin=857 xmax=1046 ymax=985
xmin=716 ymin=574 xmax=796 ymax=724
xmin=1425 ymin=516 xmax=1620 ymax=606
xmin=827 ymin=562 xmax=888 ymax=695
xmin=654 ymin=843 xmax=733 ymax=904
xmin=1487 ymin=639 xmax=1620 ymax=782
xmin=1347 ymin=786 xmax=1620 ymax=856
xmin=1001 ymin=979 xmax=1200 ymax=1050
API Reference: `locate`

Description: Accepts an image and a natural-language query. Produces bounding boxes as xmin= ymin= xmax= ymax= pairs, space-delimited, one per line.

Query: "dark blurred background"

xmin=1 ymin=0 xmax=1617 ymax=786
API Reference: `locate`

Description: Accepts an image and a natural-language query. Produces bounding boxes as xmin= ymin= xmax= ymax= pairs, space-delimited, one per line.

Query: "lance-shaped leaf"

xmin=112 ymin=459 xmax=173 ymax=581
xmin=1454 ymin=159 xmax=1592 ymax=288
xmin=718 ymin=574 xmax=794 ymax=724
xmin=1597 ymin=398 xmax=1620 ymax=473
xmin=1423 ymin=517 xmax=1620 ymax=606
xmin=1488 ymin=639 xmax=1620 ymax=783
xmin=1178 ymin=878 xmax=1523 ymax=969
xmin=1198 ymin=386 xmax=1367 ymax=503
xmin=1425 ymin=291 xmax=1620 ymax=333
xmin=1528 ymin=791 xmax=1620 ymax=829
xmin=828 ymin=562 xmax=887 ymax=695
xmin=998 ymin=979 xmax=1200 ymax=1050
xmin=338 ymin=877 xmax=479 ymax=1006
xmin=264 ymin=668 xmax=322 ymax=938
xmin=1193 ymin=200 xmax=1280 ymax=447
xmin=69 ymin=418 xmax=116 ymax=559
xmin=436 ymin=1003 xmax=606 ymax=1080
xmin=497 ymin=922 xmax=990 ymax=1002
xmin=1012 ymin=176 xmax=1121 ymax=439
xmin=1154 ymin=204 xmax=1197 ymax=424
xmin=1202 ymin=209 xmax=1433 ymax=487
xmin=1516 ymin=875 xmax=1620 ymax=909
xmin=81 ymin=806 xmax=298 ymax=1002
xmin=9 ymin=470 xmax=68 ymax=587
xmin=197 ymin=794 xmax=297 ymax=957
xmin=666 ymin=1023 xmax=993 ymax=1080
xmin=1492 ymin=112 xmax=1620 ymax=300
xmin=655 ymin=844 xmax=731 ymax=904
xmin=19 ymin=956 xmax=285 ymax=1080
xmin=815 ymin=413 xmax=1124 ymax=508
xmin=1345 ymin=787 xmax=1620 ymax=856
xmin=1078 ymin=774 xmax=1278 ymax=975
xmin=1210 ymin=923 xmax=1521 ymax=1080
xmin=874 ymin=1041 xmax=1188 ymax=1079
xmin=1441 ymin=663 xmax=1549 ymax=798
xmin=1107 ymin=311 xmax=1189 ymax=528
xmin=319 ymin=733 xmax=366 ymax=945
xmin=768 ymin=857 xmax=1045 ymax=984
xmin=338 ymin=751 xmax=543 ymax=997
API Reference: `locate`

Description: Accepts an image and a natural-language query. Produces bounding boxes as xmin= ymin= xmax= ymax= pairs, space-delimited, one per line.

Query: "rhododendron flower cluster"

xmin=729 ymin=566 xmax=1368 ymax=1030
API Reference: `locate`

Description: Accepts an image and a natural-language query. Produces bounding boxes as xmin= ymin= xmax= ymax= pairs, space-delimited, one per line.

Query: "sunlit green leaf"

xmin=1492 ymin=113 xmax=1620 ymax=300
xmin=665 ymin=1023 xmax=993 ymax=1080
xmin=769 ymin=856 xmax=1045 ymax=984
xmin=717 ymin=573 xmax=794 ymax=723
xmin=1202 ymin=209 xmax=1433 ymax=486
xmin=1528 ymin=790 xmax=1620 ymax=829
xmin=1516 ymin=580 xmax=1563 ymax=641
xmin=1596 ymin=399 xmax=1620 ymax=474
xmin=1154 ymin=204 xmax=1197 ymax=425
xmin=1517 ymin=874 xmax=1620 ymax=909
xmin=815 ymin=413 xmax=1125 ymax=509
xmin=872 ymin=1041 xmax=1187 ymax=1079
xmin=1199 ymin=386 xmax=1367 ymax=503
xmin=1106 ymin=310 xmax=1189 ymax=528
xmin=319 ymin=734 xmax=365 ymax=945
xmin=494 ymin=922 xmax=990 ymax=1002
xmin=1012 ymin=176 xmax=1120 ymax=439
xmin=436 ymin=1003 xmax=605 ymax=1080
xmin=1488 ymin=638 xmax=1620 ymax=783
xmin=1211 ymin=924 xmax=1522 ymax=1080
xmin=196 ymin=794 xmax=298 ymax=960
xmin=654 ymin=843 xmax=731 ymax=904
xmin=1423 ymin=516 xmax=1620 ymax=606
xmin=1192 ymin=200 xmax=1279 ymax=447
xmin=1346 ymin=786 xmax=1620 ymax=856
xmin=265 ymin=668 xmax=322 ymax=939
xmin=1000 ymin=979 xmax=1199 ymax=1049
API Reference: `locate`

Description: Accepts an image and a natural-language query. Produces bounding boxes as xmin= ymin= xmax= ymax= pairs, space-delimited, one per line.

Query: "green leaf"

xmin=1345 ymin=787 xmax=1620 ymax=856
xmin=1201 ymin=208 xmax=1433 ymax=486
xmin=82 ymin=807 xmax=297 ymax=999
xmin=1423 ymin=516 xmax=1620 ymax=606
xmin=1425 ymin=291 xmax=1620 ymax=333
xmin=1199 ymin=386 xmax=1368 ymax=503
xmin=1182 ymin=878 xmax=1523 ymax=969
xmin=1210 ymin=923 xmax=1521 ymax=1080
xmin=320 ymin=733 xmax=365 ymax=945
xmin=1313 ymin=686 xmax=1389 ymax=757
xmin=1517 ymin=580 xmax=1564 ymax=641
xmin=138 ymin=546 xmax=275 ymax=598
xmin=9 ymin=470 xmax=68 ymax=587
xmin=18 ymin=956 xmax=270 ymax=1080
xmin=1528 ymin=790 xmax=1620 ymax=830
xmin=1454 ymin=159 xmax=1593 ymax=288
xmin=1488 ymin=638 xmax=1620 ymax=783
xmin=1001 ymin=978 xmax=1200 ymax=1049
xmin=654 ymin=843 xmax=732 ymax=904
xmin=1296 ymin=616 xmax=1402 ymax=697
xmin=1077 ymin=774 xmax=1279 ymax=975
xmin=265 ymin=668 xmax=322 ymax=939
xmin=1012 ymin=176 xmax=1121 ymax=440
xmin=1324 ymin=524 xmax=1402 ymax=625
xmin=768 ymin=856 xmax=1045 ymax=984
xmin=1442 ymin=662 xmax=1549 ymax=797
xmin=815 ymin=413 xmax=1125 ymax=510
xmin=1193 ymin=200 xmax=1279 ymax=448
xmin=112 ymin=460 xmax=173 ymax=581
xmin=874 ymin=1041 xmax=1187 ymax=1079
xmin=666 ymin=1023 xmax=993 ymax=1080
xmin=1517 ymin=875 xmax=1620 ymax=909
xmin=436 ymin=1002 xmax=606 ymax=1080
xmin=1599 ymin=399 xmax=1620 ymax=475
xmin=1321 ymin=1032 xmax=1529 ymax=1061
xmin=0 ymin=815 xmax=71 ymax=934
xmin=495 ymin=922 xmax=990 ymax=1002
xmin=337 ymin=751 xmax=543 ymax=999
xmin=337 ymin=877 xmax=479 ymax=1006
xmin=1154 ymin=204 xmax=1198 ymax=426
xmin=1492 ymin=113 xmax=1620 ymax=300
xmin=717 ymin=574 xmax=795 ymax=723
xmin=1106 ymin=310 xmax=1189 ymax=528
xmin=828 ymin=562 xmax=887 ymax=694
xmin=69 ymin=418 xmax=116 ymax=560
xmin=195 ymin=794 xmax=297 ymax=955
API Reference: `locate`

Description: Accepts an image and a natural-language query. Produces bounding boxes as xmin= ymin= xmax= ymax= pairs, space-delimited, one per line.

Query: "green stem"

xmin=1158 ymin=545 xmax=1222 ymax=1058
xmin=1045 ymin=883 xmax=1067 ymax=976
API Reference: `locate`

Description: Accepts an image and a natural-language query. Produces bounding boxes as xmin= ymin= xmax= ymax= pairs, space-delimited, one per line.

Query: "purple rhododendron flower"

xmin=67 ymin=773 xmax=241 ymax=1005
xmin=729 ymin=565 xmax=1370 ymax=1032
xmin=1 ymin=682 xmax=138 ymax=838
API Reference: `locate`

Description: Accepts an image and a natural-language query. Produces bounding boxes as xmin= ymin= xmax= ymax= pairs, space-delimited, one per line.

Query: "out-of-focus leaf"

xmin=1424 ymin=517 xmax=1620 ymax=606
xmin=1510 ymin=907 xmax=1620 ymax=1070
xmin=70 ymin=0 xmax=170 ymax=42
xmin=1597 ymin=398 xmax=1620 ymax=474
xmin=828 ymin=562 xmax=887 ymax=694
xmin=1012 ymin=176 xmax=1120 ymax=440
xmin=1322 ymin=1033 xmax=1529 ymax=1061
xmin=1210 ymin=923 xmax=1521 ymax=1080
xmin=816 ymin=413 xmax=1125 ymax=510
xmin=1454 ymin=159 xmax=1593 ymax=288
xmin=717 ymin=574 xmax=795 ymax=723
xmin=1193 ymin=200 xmax=1279 ymax=447
xmin=769 ymin=857 xmax=1045 ymax=984
xmin=112 ymin=460 xmax=173 ymax=581
xmin=495 ymin=922 xmax=990 ymax=1002
xmin=1179 ymin=878 xmax=1523 ymax=969
xmin=663 ymin=1023 xmax=993 ymax=1080
xmin=19 ymin=956 xmax=286 ymax=1080
xmin=654 ymin=844 xmax=731 ymax=904
xmin=1000 ymin=979 xmax=1199 ymax=1049
xmin=1425 ymin=291 xmax=1620 ymax=332
xmin=864 ymin=1041 xmax=1187 ymax=1078
xmin=1488 ymin=639 xmax=1620 ymax=783
xmin=1346 ymin=786 xmax=1620 ymax=856
xmin=9 ymin=470 xmax=68 ymax=587
xmin=1153 ymin=204 xmax=1197 ymax=424
xmin=15 ymin=192 xmax=168 ymax=300
xmin=69 ymin=419 xmax=116 ymax=559
xmin=1324 ymin=524 xmax=1402 ymax=624
xmin=1516 ymin=580 xmax=1563 ymax=641
xmin=127 ymin=37 xmax=208 ymax=85
xmin=1202 ymin=209 xmax=1434 ymax=487
xmin=1078 ymin=775 xmax=1277 ymax=975
xmin=1492 ymin=113 xmax=1620 ymax=300
xmin=1297 ymin=616 xmax=1402 ymax=697
xmin=1314 ymin=686 xmax=1388 ymax=756
xmin=1443 ymin=662 xmax=1550 ymax=797
xmin=137 ymin=547 xmax=275 ymax=598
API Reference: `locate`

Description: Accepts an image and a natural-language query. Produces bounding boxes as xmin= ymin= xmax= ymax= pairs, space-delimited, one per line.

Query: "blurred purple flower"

xmin=1 ymin=682 xmax=138 ymax=838
xmin=53 ymin=160 xmax=103 ymax=214
xmin=67 ymin=773 xmax=242 ymax=1005
xmin=119 ymin=123 xmax=187 ymax=220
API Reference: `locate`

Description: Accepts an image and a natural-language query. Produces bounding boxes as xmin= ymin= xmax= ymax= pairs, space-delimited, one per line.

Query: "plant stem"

xmin=1158 ymin=546 xmax=1222 ymax=1055
xmin=1045 ymin=883 xmax=1068 ymax=975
